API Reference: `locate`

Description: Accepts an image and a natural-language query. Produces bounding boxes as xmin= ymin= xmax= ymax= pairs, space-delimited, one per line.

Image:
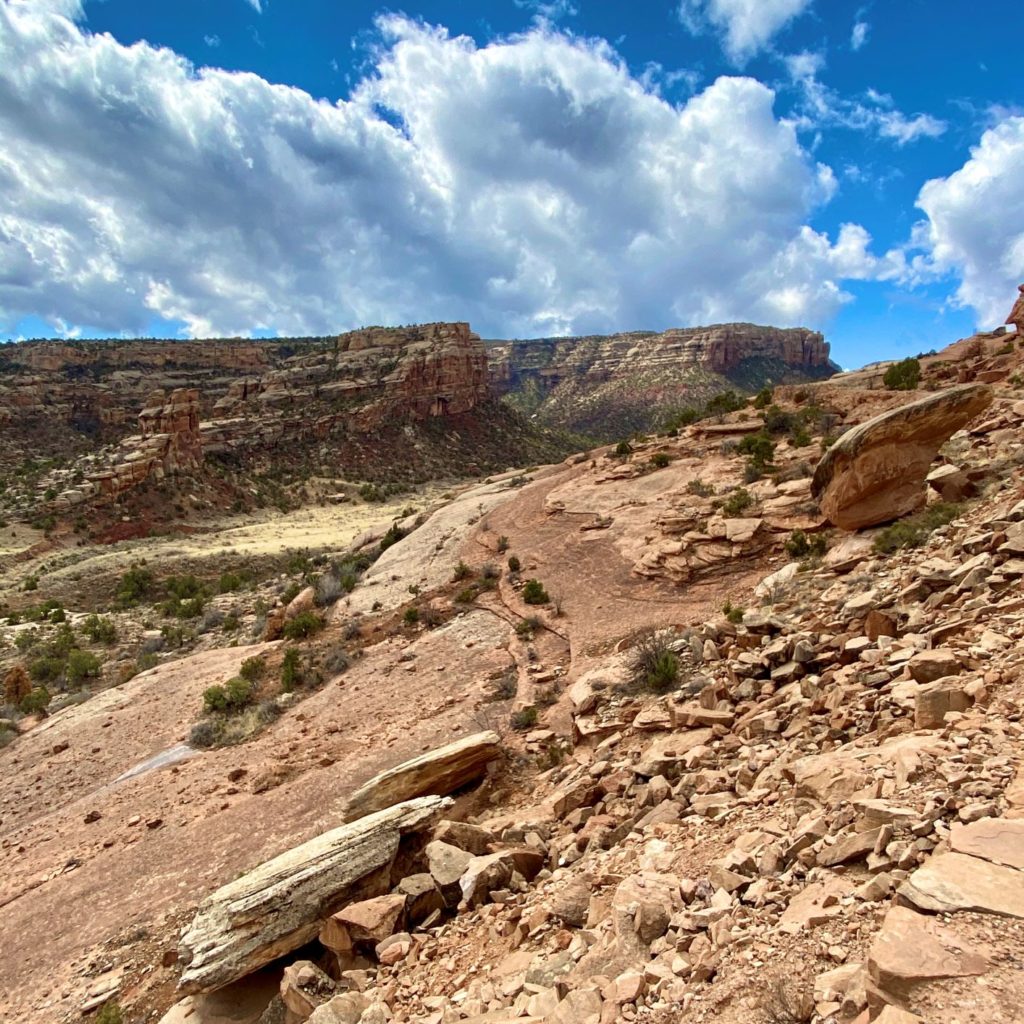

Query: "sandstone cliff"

xmin=488 ymin=322 xmax=835 ymax=439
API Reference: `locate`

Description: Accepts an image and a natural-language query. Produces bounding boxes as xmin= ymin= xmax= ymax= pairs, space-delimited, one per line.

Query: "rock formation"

xmin=1006 ymin=284 xmax=1024 ymax=333
xmin=811 ymin=383 xmax=993 ymax=530
xmin=489 ymin=323 xmax=835 ymax=438
xmin=343 ymin=731 xmax=502 ymax=822
xmin=177 ymin=796 xmax=451 ymax=994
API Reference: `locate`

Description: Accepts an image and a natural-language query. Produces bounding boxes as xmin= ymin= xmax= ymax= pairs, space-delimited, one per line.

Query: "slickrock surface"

xmin=812 ymin=382 xmax=993 ymax=529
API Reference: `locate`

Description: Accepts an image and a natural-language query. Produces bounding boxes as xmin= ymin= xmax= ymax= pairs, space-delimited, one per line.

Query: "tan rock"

xmin=950 ymin=818 xmax=1024 ymax=869
xmin=307 ymin=993 xmax=372 ymax=1024
xmin=914 ymin=680 xmax=972 ymax=729
xmin=280 ymin=961 xmax=335 ymax=1021
xmin=907 ymin=648 xmax=960 ymax=684
xmin=344 ymin=731 xmax=501 ymax=821
xmin=868 ymin=906 xmax=988 ymax=994
xmin=811 ymin=383 xmax=992 ymax=530
xmin=898 ymin=851 xmax=1024 ymax=917
xmin=332 ymin=894 xmax=406 ymax=945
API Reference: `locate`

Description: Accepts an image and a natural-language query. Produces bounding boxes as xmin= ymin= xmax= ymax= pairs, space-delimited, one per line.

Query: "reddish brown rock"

xmin=811 ymin=384 xmax=993 ymax=530
xmin=1006 ymin=283 xmax=1024 ymax=333
xmin=868 ymin=906 xmax=988 ymax=994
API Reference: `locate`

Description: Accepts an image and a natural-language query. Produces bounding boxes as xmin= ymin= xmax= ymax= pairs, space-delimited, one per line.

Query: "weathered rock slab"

xmin=344 ymin=732 xmax=501 ymax=822
xmin=177 ymin=796 xmax=450 ymax=993
xmin=950 ymin=818 xmax=1024 ymax=869
xmin=811 ymin=384 xmax=992 ymax=530
xmin=898 ymin=851 xmax=1024 ymax=917
xmin=868 ymin=906 xmax=988 ymax=993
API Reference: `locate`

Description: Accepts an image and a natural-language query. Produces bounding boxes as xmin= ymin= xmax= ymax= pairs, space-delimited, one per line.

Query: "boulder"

xmin=906 ymin=648 xmax=960 ymax=683
xmin=811 ymin=384 xmax=992 ymax=530
xmin=950 ymin=818 xmax=1024 ymax=869
xmin=177 ymin=796 xmax=450 ymax=993
xmin=307 ymin=993 xmax=371 ymax=1024
xmin=459 ymin=848 xmax=545 ymax=906
xmin=330 ymin=894 xmax=406 ymax=945
xmin=280 ymin=961 xmax=335 ymax=1021
xmin=344 ymin=732 xmax=501 ymax=822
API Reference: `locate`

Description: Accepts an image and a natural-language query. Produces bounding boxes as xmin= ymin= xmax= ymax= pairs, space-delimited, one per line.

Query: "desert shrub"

xmin=225 ymin=676 xmax=253 ymax=710
xmin=198 ymin=607 xmax=224 ymax=633
xmin=15 ymin=629 xmax=38 ymax=652
xmin=29 ymin=655 xmax=64 ymax=684
xmin=20 ymin=686 xmax=51 ymax=714
xmin=321 ymin=646 xmax=351 ymax=676
xmin=631 ymin=633 xmax=680 ymax=694
xmin=784 ymin=530 xmax=828 ymax=558
xmin=510 ymin=705 xmax=538 ymax=731
xmin=873 ymin=502 xmax=962 ymax=554
xmin=650 ymin=452 xmax=671 ymax=469
xmin=189 ymin=720 xmax=221 ymax=749
xmin=614 ymin=440 xmax=632 ymax=457
xmin=761 ymin=405 xmax=796 ymax=435
xmin=758 ymin=974 xmax=812 ymax=1023
xmin=95 ymin=1002 xmax=123 ymax=1024
xmin=737 ymin=433 xmax=775 ymax=476
xmin=753 ymin=385 xmax=773 ymax=409
xmin=314 ymin=571 xmax=343 ymax=607
xmin=3 ymin=664 xmax=31 ymax=705
xmin=83 ymin=614 xmax=117 ymax=645
xmin=282 ymin=610 xmax=322 ymax=641
xmin=452 ymin=560 xmax=473 ymax=582
xmin=664 ymin=406 xmax=700 ymax=430
xmin=48 ymin=606 xmax=66 ymax=624
xmin=164 ymin=595 xmax=205 ymax=619
xmin=522 ymin=579 xmax=550 ymax=605
xmin=455 ymin=586 xmax=477 ymax=604
xmin=403 ymin=607 xmax=420 ymax=626
xmin=507 ymin=555 xmax=522 ymax=573
xmin=722 ymin=600 xmax=745 ymax=624
xmin=789 ymin=425 xmax=812 ymax=447
xmin=66 ymin=649 xmax=101 ymax=683
xmin=203 ymin=685 xmax=228 ymax=713
xmin=281 ymin=581 xmax=302 ymax=606
xmin=377 ymin=523 xmax=405 ymax=553
xmin=497 ymin=535 xmax=510 ymax=552
xmin=117 ymin=566 xmax=155 ymax=606
xmin=883 ymin=357 xmax=921 ymax=391
xmin=136 ymin=652 xmax=159 ymax=673
xmin=222 ymin=613 xmax=240 ymax=633
xmin=687 ymin=478 xmax=713 ymax=497
xmin=480 ymin=562 xmax=500 ymax=581
xmin=516 ymin=616 xmax=541 ymax=639
xmin=281 ymin=647 xmax=301 ymax=690
xmin=722 ymin=488 xmax=754 ymax=516
xmin=705 ymin=390 xmax=745 ymax=418
xmin=218 ymin=571 xmax=244 ymax=593
xmin=239 ymin=656 xmax=266 ymax=682
xmin=22 ymin=575 xmax=39 ymax=592
xmin=48 ymin=624 xmax=76 ymax=658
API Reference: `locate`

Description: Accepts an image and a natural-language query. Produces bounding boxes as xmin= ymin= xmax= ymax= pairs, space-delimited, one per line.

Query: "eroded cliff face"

xmin=22 ymin=324 xmax=495 ymax=516
xmin=488 ymin=323 xmax=835 ymax=439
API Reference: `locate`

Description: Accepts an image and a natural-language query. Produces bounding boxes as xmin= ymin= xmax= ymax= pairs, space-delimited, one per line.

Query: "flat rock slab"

xmin=898 ymin=851 xmax=1024 ymax=918
xmin=344 ymin=732 xmax=501 ymax=822
xmin=178 ymin=796 xmax=451 ymax=993
xmin=951 ymin=818 xmax=1024 ymax=869
xmin=868 ymin=906 xmax=988 ymax=993
xmin=811 ymin=383 xmax=992 ymax=530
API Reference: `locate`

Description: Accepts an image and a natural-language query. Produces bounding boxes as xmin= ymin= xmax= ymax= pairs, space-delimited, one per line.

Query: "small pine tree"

xmin=3 ymin=664 xmax=31 ymax=706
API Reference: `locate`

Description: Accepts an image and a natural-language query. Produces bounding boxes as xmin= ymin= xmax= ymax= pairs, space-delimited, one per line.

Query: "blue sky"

xmin=1 ymin=0 xmax=1022 ymax=366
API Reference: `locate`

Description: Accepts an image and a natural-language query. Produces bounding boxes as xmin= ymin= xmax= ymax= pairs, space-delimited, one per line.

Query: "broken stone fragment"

xmin=344 ymin=732 xmax=501 ymax=822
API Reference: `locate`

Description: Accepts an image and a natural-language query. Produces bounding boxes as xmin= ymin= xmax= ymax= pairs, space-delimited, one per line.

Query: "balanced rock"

xmin=811 ymin=383 xmax=992 ymax=530
xmin=344 ymin=732 xmax=501 ymax=822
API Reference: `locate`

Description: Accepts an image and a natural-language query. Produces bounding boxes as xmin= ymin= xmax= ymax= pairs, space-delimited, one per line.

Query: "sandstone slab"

xmin=898 ymin=851 xmax=1024 ymax=918
xmin=811 ymin=384 xmax=992 ymax=530
xmin=950 ymin=818 xmax=1024 ymax=869
xmin=344 ymin=732 xmax=501 ymax=822
xmin=177 ymin=796 xmax=450 ymax=993
xmin=868 ymin=906 xmax=988 ymax=994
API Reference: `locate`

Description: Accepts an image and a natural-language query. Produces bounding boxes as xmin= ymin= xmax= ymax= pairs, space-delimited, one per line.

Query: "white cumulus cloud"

xmin=850 ymin=20 xmax=869 ymax=51
xmin=245 ymin=0 xmax=262 ymax=13
xmin=912 ymin=115 xmax=1024 ymax=326
xmin=0 ymin=1 xmax=878 ymax=339
xmin=679 ymin=0 xmax=813 ymax=64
